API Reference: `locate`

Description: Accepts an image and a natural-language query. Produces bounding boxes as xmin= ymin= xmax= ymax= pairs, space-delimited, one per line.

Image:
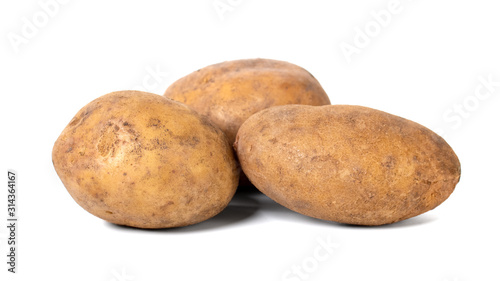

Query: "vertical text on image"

xmin=6 ymin=170 xmax=18 ymax=274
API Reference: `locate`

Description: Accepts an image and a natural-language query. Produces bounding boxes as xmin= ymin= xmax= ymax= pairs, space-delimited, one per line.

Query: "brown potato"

xmin=164 ymin=59 xmax=331 ymax=144
xmin=234 ymin=105 xmax=461 ymax=226
xmin=52 ymin=91 xmax=239 ymax=229
xmin=164 ymin=59 xmax=331 ymax=187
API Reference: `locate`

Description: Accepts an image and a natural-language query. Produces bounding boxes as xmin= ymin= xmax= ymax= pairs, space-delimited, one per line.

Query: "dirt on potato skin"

xmin=52 ymin=91 xmax=239 ymax=229
xmin=165 ymin=58 xmax=331 ymax=144
xmin=164 ymin=58 xmax=331 ymax=189
xmin=234 ymin=104 xmax=461 ymax=226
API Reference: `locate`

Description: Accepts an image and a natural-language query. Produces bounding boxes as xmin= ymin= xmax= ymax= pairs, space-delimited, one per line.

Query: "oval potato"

xmin=164 ymin=58 xmax=331 ymax=146
xmin=234 ymin=105 xmax=461 ymax=225
xmin=165 ymin=59 xmax=331 ymax=187
xmin=52 ymin=91 xmax=239 ymax=228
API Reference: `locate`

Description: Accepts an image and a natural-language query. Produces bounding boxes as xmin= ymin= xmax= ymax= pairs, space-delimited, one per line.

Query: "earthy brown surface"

xmin=52 ymin=91 xmax=239 ymax=229
xmin=164 ymin=58 xmax=330 ymax=187
xmin=164 ymin=59 xmax=331 ymax=144
xmin=234 ymin=105 xmax=461 ymax=226
xmin=165 ymin=59 xmax=330 ymax=143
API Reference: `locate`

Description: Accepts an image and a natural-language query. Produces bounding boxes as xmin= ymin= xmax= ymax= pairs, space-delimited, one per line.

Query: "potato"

xmin=52 ymin=91 xmax=239 ymax=229
xmin=234 ymin=105 xmax=461 ymax=226
xmin=165 ymin=59 xmax=330 ymax=187
xmin=164 ymin=58 xmax=331 ymax=146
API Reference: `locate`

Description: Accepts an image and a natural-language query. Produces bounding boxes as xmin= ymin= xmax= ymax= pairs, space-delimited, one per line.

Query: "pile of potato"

xmin=52 ymin=59 xmax=461 ymax=228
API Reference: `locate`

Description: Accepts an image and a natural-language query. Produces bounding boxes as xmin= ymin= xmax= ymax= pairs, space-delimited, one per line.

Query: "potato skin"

xmin=52 ymin=91 xmax=239 ymax=229
xmin=234 ymin=105 xmax=461 ymax=226
xmin=164 ymin=58 xmax=331 ymax=145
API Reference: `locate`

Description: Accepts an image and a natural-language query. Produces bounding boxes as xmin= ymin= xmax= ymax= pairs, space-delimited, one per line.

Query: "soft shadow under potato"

xmin=105 ymin=192 xmax=260 ymax=233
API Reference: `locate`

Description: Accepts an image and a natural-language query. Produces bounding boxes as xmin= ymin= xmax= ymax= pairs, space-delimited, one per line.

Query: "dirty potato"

xmin=164 ymin=58 xmax=331 ymax=146
xmin=234 ymin=105 xmax=461 ymax=226
xmin=165 ymin=58 xmax=331 ymax=187
xmin=52 ymin=91 xmax=239 ymax=229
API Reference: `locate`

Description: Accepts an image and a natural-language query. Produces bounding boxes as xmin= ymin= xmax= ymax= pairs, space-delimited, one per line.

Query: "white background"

xmin=1 ymin=1 xmax=499 ymax=280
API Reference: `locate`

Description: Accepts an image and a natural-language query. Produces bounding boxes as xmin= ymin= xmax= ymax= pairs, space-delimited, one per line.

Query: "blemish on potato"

xmin=68 ymin=116 xmax=81 ymax=127
xmin=53 ymin=91 xmax=238 ymax=229
xmin=310 ymin=154 xmax=335 ymax=163
xmin=160 ymin=201 xmax=175 ymax=210
xmin=269 ymin=138 xmax=278 ymax=144
xmin=97 ymin=126 xmax=116 ymax=157
xmin=382 ymin=156 xmax=396 ymax=169
xmin=185 ymin=136 xmax=200 ymax=147
xmin=292 ymin=200 xmax=311 ymax=210
xmin=235 ymin=104 xmax=460 ymax=226
xmin=147 ymin=118 xmax=162 ymax=128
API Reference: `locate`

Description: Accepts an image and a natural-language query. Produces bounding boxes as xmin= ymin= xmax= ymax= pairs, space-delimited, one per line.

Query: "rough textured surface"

xmin=53 ymin=91 xmax=239 ymax=229
xmin=234 ymin=105 xmax=461 ymax=226
xmin=164 ymin=59 xmax=331 ymax=187
xmin=164 ymin=58 xmax=331 ymax=144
